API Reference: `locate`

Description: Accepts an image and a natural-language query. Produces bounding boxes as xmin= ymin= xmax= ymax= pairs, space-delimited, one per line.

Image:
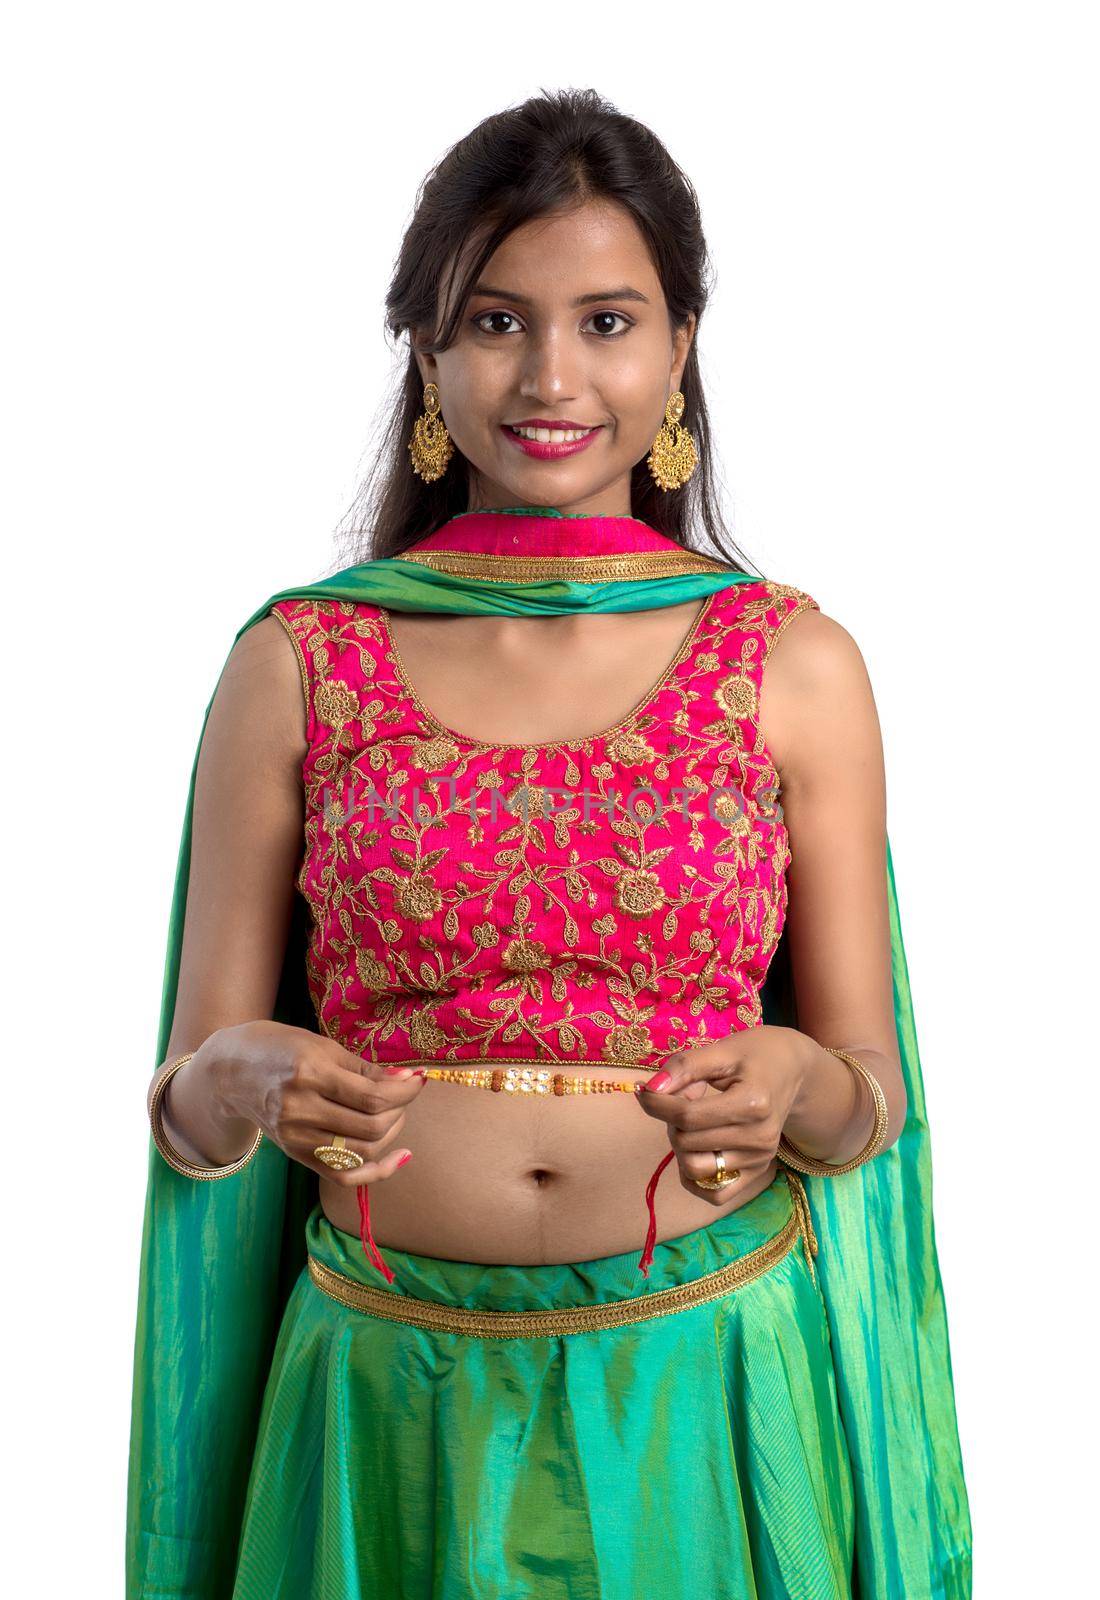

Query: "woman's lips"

xmin=500 ymin=424 xmax=603 ymax=460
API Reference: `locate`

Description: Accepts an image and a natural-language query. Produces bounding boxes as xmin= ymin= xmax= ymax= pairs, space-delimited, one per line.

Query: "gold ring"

xmin=693 ymin=1150 xmax=741 ymax=1190
xmin=313 ymin=1133 xmax=364 ymax=1172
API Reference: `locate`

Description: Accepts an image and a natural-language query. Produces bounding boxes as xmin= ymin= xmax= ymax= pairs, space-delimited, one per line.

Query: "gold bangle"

xmin=148 ymin=1051 xmax=263 ymax=1180
xmin=777 ymin=1046 xmax=890 ymax=1177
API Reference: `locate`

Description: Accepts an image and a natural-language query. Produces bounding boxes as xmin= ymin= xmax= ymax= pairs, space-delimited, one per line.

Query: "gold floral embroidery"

xmin=272 ymin=580 xmax=819 ymax=1070
xmin=612 ymin=866 xmax=666 ymax=918
xmin=502 ymin=937 xmax=550 ymax=972
xmin=714 ymin=671 xmax=759 ymax=720
xmin=314 ymin=678 xmax=360 ymax=729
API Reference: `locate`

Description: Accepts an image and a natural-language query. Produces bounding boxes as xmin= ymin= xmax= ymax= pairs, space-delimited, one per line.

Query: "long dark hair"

xmin=332 ymin=87 xmax=758 ymax=576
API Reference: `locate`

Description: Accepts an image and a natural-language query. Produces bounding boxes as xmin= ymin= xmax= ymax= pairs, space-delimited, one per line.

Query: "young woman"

xmin=127 ymin=89 xmax=972 ymax=1600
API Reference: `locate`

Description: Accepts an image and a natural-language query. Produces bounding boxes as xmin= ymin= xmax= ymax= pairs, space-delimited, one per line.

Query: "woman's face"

xmin=412 ymin=199 xmax=696 ymax=517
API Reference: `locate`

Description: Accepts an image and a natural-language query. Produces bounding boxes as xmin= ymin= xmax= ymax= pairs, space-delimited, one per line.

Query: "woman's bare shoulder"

xmin=758 ymin=600 xmax=881 ymax=784
xmin=201 ymin=612 xmax=310 ymax=770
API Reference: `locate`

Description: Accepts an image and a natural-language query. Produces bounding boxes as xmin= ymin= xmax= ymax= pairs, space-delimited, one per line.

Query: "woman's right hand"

xmin=189 ymin=1019 xmax=427 ymax=1186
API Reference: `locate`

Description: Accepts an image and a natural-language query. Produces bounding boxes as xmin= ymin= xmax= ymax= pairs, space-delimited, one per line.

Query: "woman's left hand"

xmin=633 ymin=1025 xmax=814 ymax=1204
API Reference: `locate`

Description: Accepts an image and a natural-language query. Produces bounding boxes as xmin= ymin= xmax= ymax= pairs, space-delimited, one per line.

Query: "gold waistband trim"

xmin=306 ymin=1170 xmax=813 ymax=1339
xmin=392 ymin=548 xmax=732 ymax=583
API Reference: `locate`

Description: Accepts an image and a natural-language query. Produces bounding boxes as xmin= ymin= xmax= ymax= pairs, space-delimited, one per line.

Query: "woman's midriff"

xmin=319 ymin=1063 xmax=779 ymax=1264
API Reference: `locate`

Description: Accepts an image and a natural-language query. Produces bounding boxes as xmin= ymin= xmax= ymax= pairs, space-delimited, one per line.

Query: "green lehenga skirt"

xmin=230 ymin=1165 xmax=856 ymax=1599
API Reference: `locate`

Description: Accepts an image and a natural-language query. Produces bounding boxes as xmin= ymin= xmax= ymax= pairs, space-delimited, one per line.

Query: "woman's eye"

xmin=584 ymin=311 xmax=632 ymax=337
xmin=472 ymin=311 xmax=524 ymax=335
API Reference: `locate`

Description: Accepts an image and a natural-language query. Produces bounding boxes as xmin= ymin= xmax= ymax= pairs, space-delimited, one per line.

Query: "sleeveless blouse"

xmin=271 ymin=582 xmax=818 ymax=1068
xmin=270 ymin=580 xmax=820 ymax=1078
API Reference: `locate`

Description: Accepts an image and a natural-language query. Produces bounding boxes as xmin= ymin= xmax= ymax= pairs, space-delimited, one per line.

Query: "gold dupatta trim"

xmin=306 ymin=1170 xmax=812 ymax=1339
xmin=392 ymin=548 xmax=732 ymax=583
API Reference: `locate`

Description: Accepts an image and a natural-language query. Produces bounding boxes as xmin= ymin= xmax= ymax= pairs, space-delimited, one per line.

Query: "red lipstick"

xmin=500 ymin=421 xmax=603 ymax=461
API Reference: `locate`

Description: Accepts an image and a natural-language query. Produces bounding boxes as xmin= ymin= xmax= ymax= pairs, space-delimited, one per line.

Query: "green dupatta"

xmin=126 ymin=541 xmax=973 ymax=1598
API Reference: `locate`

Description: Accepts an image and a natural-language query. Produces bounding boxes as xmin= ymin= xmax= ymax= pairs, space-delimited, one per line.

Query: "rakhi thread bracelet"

xmin=421 ymin=1065 xmax=641 ymax=1095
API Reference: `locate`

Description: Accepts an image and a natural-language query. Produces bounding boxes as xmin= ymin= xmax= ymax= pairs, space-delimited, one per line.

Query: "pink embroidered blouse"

xmin=270 ymin=523 xmax=818 ymax=1277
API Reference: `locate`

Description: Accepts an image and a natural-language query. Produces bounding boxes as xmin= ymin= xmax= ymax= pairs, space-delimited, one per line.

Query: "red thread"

xmin=638 ymin=1149 xmax=676 ymax=1276
xmin=357 ymin=1183 xmax=395 ymax=1284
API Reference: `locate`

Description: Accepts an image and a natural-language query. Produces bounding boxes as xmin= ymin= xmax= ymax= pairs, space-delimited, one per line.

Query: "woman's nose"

xmin=517 ymin=329 xmax=586 ymax=400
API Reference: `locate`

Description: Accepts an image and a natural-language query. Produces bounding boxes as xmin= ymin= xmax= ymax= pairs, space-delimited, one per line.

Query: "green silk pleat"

xmin=126 ymin=559 xmax=972 ymax=1598
xmin=232 ymin=1177 xmax=854 ymax=1600
xmin=764 ymin=847 xmax=974 ymax=1597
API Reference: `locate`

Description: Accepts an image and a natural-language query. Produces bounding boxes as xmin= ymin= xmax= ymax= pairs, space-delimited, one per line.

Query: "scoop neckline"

xmin=375 ymin=593 xmax=718 ymax=753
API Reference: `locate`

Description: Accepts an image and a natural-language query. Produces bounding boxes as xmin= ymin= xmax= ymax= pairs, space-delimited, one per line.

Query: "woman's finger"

xmin=299 ymin=1096 xmax=408 ymax=1148
xmin=675 ymin=1148 xmax=755 ymax=1205
xmin=676 ymin=1146 xmax=746 ymax=1183
xmin=638 ymin=1042 xmax=744 ymax=1097
xmin=670 ymin=1120 xmax=778 ymax=1156
xmin=310 ymin=1058 xmax=428 ymax=1116
xmin=302 ymin=1118 xmax=412 ymax=1188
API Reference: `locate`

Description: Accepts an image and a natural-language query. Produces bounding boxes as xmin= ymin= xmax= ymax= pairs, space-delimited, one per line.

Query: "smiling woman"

xmin=407 ymin=202 xmax=699 ymax=518
xmin=127 ymin=87 xmax=972 ymax=1600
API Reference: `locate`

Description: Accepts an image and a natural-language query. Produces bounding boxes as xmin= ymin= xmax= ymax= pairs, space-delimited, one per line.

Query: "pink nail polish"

xmin=646 ymin=1070 xmax=672 ymax=1092
xmin=396 ymin=1151 xmax=412 ymax=1167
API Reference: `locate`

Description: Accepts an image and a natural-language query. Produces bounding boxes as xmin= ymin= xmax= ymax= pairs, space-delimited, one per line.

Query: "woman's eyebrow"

xmin=469 ymin=283 xmax=651 ymax=307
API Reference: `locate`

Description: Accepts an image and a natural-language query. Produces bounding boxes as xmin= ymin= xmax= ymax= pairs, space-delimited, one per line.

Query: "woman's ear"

xmin=670 ymin=311 xmax=697 ymax=390
xmin=409 ymin=333 xmax=438 ymax=387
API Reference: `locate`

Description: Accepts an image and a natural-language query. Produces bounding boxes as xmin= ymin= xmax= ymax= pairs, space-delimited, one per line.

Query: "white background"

xmin=3 ymin=3 xmax=1097 ymax=1593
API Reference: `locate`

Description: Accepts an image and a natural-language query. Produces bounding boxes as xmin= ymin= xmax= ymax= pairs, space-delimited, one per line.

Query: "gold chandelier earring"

xmin=408 ymin=382 xmax=454 ymax=482
xmin=646 ymin=390 xmax=698 ymax=491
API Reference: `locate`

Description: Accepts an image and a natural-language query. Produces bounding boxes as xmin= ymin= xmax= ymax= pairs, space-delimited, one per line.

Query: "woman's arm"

xmin=760 ymin=604 xmax=908 ymax=1162
xmin=146 ymin=614 xmax=309 ymax=1165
